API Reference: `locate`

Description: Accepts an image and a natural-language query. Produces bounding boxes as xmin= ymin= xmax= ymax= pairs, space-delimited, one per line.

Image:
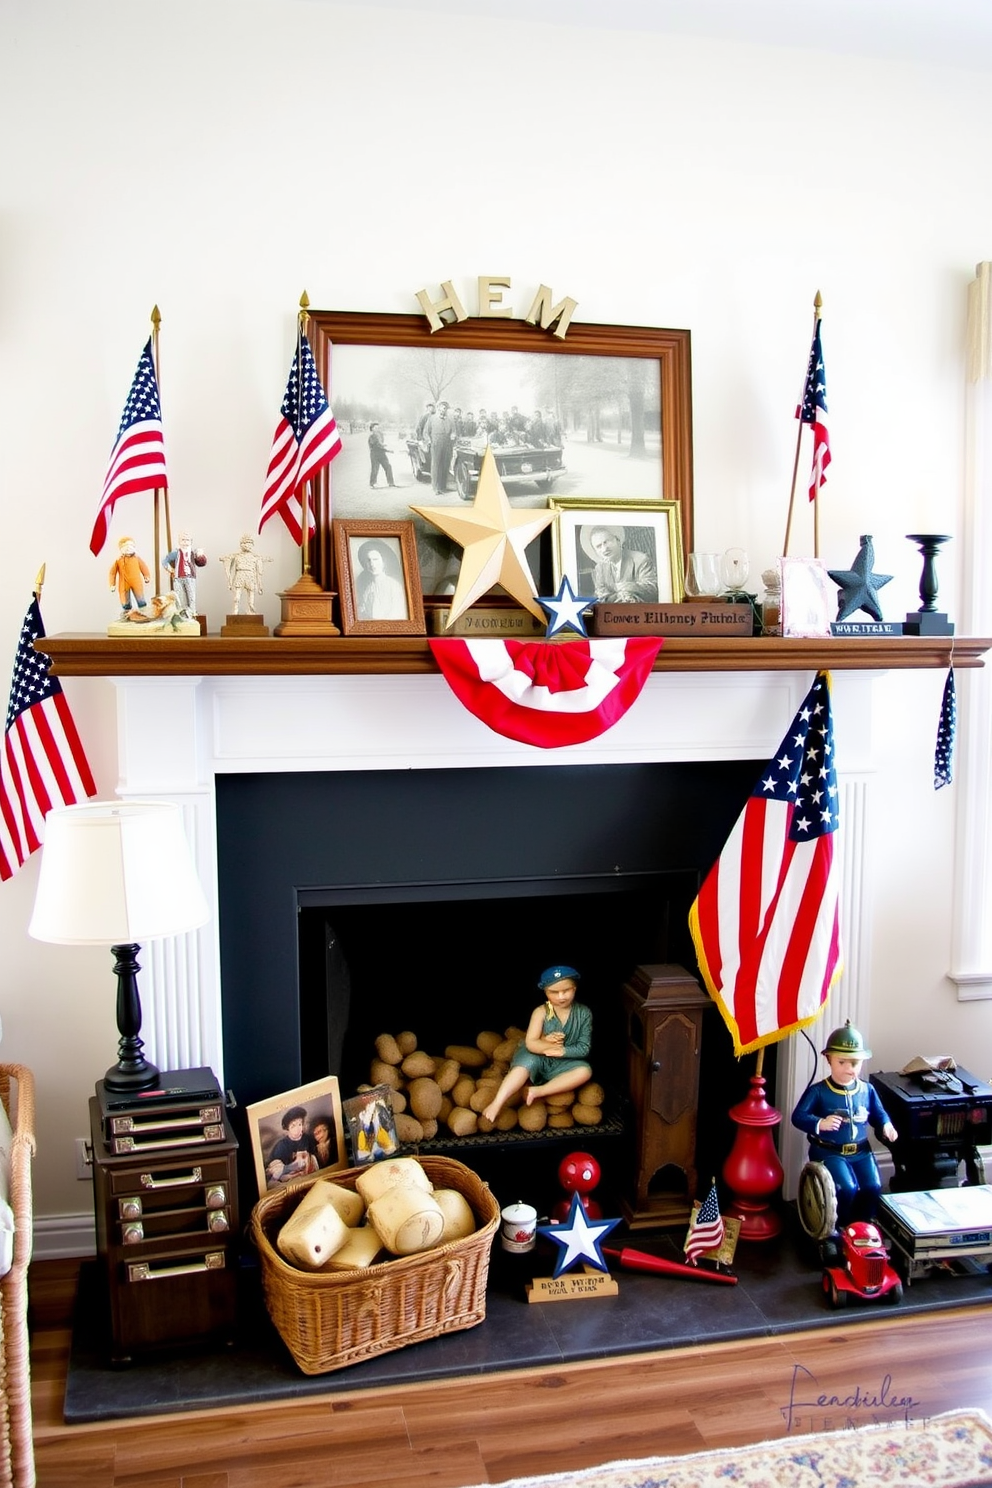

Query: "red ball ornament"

xmin=558 ymin=1151 xmax=601 ymax=1196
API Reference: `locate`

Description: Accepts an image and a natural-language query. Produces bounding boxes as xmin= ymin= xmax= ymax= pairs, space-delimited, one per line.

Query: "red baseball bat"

xmin=602 ymin=1246 xmax=738 ymax=1285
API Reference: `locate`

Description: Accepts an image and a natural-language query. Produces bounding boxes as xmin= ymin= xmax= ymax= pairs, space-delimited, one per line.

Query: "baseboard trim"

xmin=34 ymin=1212 xmax=96 ymax=1261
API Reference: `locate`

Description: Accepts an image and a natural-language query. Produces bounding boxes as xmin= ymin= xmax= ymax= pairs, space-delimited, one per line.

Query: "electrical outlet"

xmin=74 ymin=1137 xmax=93 ymax=1181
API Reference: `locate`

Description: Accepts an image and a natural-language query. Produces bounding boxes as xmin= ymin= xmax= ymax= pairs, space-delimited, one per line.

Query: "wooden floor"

xmin=27 ymin=1258 xmax=992 ymax=1488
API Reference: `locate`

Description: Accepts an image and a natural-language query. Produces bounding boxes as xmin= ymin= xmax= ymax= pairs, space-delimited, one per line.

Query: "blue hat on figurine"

xmin=538 ymin=965 xmax=579 ymax=989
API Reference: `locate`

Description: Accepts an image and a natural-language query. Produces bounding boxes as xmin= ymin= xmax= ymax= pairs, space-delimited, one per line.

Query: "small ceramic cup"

xmin=500 ymin=1201 xmax=537 ymax=1253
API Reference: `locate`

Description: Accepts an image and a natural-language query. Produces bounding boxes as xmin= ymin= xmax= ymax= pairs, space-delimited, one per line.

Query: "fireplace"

xmin=106 ymin=665 xmax=879 ymax=1193
xmin=215 ymin=760 xmax=758 ymax=1103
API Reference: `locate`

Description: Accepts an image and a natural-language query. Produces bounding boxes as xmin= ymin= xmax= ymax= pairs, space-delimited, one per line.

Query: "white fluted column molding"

xmin=950 ymin=262 xmax=992 ymax=999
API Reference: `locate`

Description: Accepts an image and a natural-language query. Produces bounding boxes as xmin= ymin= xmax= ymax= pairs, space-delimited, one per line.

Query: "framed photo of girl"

xmin=549 ymin=496 xmax=686 ymax=606
xmin=246 ymin=1075 xmax=348 ymax=1198
xmin=332 ymin=518 xmax=426 ymax=636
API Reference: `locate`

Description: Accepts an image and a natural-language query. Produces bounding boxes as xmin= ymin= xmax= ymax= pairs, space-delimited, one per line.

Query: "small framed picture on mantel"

xmin=780 ymin=557 xmax=833 ymax=639
xmin=332 ymin=519 xmax=426 ymax=636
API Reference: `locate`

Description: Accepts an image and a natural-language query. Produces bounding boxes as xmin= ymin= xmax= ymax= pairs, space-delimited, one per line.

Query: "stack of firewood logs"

xmin=365 ymin=1028 xmax=604 ymax=1143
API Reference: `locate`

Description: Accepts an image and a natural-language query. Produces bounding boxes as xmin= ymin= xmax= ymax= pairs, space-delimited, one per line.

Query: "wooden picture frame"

xmin=332 ymin=519 xmax=426 ymax=635
xmin=246 ymin=1075 xmax=347 ymax=1199
xmin=550 ymin=496 xmax=686 ymax=605
xmin=306 ymin=310 xmax=693 ymax=596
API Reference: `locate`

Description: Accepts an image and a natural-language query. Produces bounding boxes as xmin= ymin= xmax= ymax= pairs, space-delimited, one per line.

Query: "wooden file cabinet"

xmin=89 ymin=1097 xmax=239 ymax=1362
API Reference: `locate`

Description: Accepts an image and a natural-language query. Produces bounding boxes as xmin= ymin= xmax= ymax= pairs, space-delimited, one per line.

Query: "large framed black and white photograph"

xmin=306 ymin=311 xmax=693 ymax=597
xmin=332 ymin=518 xmax=426 ymax=636
xmin=550 ymin=496 xmax=686 ymax=605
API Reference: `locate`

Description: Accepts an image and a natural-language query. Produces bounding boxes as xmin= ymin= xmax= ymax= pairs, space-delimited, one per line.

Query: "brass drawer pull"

xmin=139 ymin=1167 xmax=203 ymax=1190
xmin=128 ymin=1252 xmax=225 ymax=1282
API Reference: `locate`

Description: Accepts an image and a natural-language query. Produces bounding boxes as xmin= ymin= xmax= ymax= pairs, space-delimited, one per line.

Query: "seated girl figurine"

xmin=483 ymin=965 xmax=592 ymax=1123
xmin=791 ymin=1020 xmax=897 ymax=1225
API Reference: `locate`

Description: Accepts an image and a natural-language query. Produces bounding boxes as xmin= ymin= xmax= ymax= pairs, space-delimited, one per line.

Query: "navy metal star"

xmin=538 ymin=575 xmax=596 ymax=638
xmin=827 ymin=534 xmax=893 ymax=622
xmin=537 ymin=1191 xmax=621 ymax=1277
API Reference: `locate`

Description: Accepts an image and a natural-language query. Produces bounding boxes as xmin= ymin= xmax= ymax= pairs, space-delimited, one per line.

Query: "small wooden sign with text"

xmin=431 ymin=605 xmax=547 ymax=637
xmin=526 ymin=1267 xmax=619 ymax=1304
xmin=591 ymin=603 xmax=753 ymax=636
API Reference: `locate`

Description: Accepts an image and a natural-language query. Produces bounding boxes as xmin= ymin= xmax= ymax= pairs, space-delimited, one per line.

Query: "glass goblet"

xmin=684 ymin=553 xmax=724 ymax=599
xmin=721 ymin=547 xmax=750 ymax=596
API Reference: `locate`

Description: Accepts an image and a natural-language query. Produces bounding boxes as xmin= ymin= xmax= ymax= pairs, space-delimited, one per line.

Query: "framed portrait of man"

xmin=550 ymin=497 xmax=685 ymax=605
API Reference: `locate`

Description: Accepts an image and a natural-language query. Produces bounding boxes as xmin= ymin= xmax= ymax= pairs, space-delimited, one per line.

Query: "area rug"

xmin=458 ymin=1409 xmax=992 ymax=1488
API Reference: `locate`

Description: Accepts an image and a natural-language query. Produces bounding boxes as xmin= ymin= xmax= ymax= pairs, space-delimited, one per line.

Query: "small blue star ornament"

xmin=538 ymin=576 xmax=596 ymax=638
xmin=538 ymin=1191 xmax=621 ymax=1277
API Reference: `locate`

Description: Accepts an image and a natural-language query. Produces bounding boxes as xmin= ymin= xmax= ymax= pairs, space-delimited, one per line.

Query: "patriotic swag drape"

xmin=689 ymin=671 xmax=841 ymax=1057
xmin=429 ymin=637 xmax=663 ymax=748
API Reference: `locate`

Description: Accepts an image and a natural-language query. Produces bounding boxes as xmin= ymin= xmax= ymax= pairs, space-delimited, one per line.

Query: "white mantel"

xmin=108 ymin=665 xmax=882 ymax=1191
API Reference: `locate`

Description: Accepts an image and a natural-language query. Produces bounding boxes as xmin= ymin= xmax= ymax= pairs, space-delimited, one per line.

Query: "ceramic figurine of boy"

xmin=109 ymin=536 xmax=151 ymax=617
xmin=482 ymin=965 xmax=592 ymax=1123
xmin=791 ymin=1020 xmax=897 ymax=1224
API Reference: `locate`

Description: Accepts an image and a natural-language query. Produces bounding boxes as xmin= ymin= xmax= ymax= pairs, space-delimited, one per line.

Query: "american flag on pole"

xmin=684 ymin=1180 xmax=725 ymax=1264
xmin=688 ymin=671 xmax=841 ymax=1057
xmin=259 ymin=331 xmax=342 ymax=544
xmin=90 ymin=340 xmax=168 ymax=556
xmin=0 ymin=596 xmax=96 ymax=881
xmin=796 ymin=317 xmax=831 ymax=501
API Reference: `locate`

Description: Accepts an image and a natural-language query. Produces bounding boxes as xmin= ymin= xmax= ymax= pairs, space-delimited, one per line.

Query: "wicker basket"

xmin=250 ymin=1155 xmax=500 ymax=1375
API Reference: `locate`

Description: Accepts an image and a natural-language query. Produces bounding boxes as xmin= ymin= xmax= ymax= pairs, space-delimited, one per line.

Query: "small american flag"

xmin=935 ymin=669 xmax=956 ymax=789
xmin=689 ymin=671 xmax=841 ymax=1055
xmin=90 ymin=340 xmax=168 ymax=556
xmin=0 ymin=597 xmax=96 ymax=881
xmin=796 ymin=318 xmax=831 ymax=501
xmin=259 ymin=332 xmax=342 ymax=544
xmin=685 ymin=1180 xmax=725 ymax=1264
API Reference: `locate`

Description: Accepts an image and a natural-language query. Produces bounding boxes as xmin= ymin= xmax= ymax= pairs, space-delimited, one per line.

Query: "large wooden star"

xmin=410 ymin=446 xmax=556 ymax=625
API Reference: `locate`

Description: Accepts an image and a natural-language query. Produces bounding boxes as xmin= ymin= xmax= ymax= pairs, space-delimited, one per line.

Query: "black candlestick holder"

xmin=904 ymin=534 xmax=954 ymax=636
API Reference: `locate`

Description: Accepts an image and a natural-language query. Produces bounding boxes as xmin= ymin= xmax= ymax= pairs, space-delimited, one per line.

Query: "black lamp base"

xmin=102 ymin=942 xmax=160 ymax=1094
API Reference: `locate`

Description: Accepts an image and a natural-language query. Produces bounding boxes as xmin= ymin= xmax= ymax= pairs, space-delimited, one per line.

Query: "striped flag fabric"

xmin=90 ymin=340 xmax=168 ymax=556
xmin=796 ymin=317 xmax=831 ymax=501
xmin=259 ymin=331 xmax=342 ymax=544
xmin=0 ymin=597 xmax=96 ymax=881
xmin=684 ymin=1180 xmax=725 ymax=1264
xmin=688 ymin=671 xmax=841 ymax=1056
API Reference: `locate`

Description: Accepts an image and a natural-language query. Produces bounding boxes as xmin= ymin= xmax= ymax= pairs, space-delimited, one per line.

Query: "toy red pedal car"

xmin=822 ymin=1221 xmax=904 ymax=1308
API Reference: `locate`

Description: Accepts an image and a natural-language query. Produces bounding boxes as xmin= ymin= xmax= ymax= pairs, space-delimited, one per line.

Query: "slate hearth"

xmin=63 ymin=1210 xmax=992 ymax=1424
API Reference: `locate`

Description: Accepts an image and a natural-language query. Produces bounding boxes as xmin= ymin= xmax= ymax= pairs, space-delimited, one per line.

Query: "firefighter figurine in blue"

xmin=793 ymin=1020 xmax=898 ymax=1238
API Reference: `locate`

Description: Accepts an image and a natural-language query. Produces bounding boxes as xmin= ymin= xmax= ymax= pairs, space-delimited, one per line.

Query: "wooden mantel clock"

xmin=621 ymin=963 xmax=711 ymax=1229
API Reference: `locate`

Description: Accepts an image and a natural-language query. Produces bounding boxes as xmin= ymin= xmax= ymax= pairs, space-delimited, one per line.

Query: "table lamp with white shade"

xmin=29 ymin=800 xmax=209 ymax=1093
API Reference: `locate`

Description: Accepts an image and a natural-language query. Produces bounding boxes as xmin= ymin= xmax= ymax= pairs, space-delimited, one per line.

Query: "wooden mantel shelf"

xmin=38 ymin=632 xmax=990 ymax=678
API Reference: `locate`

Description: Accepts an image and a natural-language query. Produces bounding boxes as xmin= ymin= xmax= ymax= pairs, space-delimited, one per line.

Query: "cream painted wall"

xmin=2 ymin=0 xmax=991 ymax=1222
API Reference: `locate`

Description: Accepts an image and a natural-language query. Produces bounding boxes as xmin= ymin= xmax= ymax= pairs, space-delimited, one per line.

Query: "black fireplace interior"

xmin=216 ymin=760 xmax=770 ymax=1205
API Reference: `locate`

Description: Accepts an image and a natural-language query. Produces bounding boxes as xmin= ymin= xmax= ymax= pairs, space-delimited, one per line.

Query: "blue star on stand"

xmin=827 ymin=535 xmax=893 ymax=622
xmin=538 ymin=1191 xmax=622 ymax=1277
xmin=538 ymin=576 xmax=597 ymax=637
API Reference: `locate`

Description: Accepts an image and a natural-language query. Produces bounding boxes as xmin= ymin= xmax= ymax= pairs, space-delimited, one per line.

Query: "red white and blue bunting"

xmin=429 ymin=637 xmax=663 ymax=748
